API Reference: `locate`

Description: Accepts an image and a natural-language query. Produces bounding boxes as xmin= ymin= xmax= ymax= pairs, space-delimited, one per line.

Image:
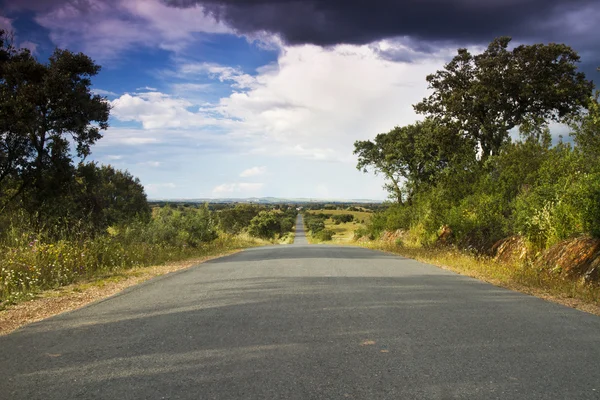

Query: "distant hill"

xmin=148 ymin=197 xmax=385 ymax=204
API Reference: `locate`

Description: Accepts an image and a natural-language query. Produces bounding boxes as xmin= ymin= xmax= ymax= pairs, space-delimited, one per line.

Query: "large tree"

xmin=0 ymin=30 xmax=110 ymax=216
xmin=414 ymin=37 xmax=593 ymax=159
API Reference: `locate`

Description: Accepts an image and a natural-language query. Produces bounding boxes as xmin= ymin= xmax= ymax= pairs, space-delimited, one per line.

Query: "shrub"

xmin=218 ymin=204 xmax=261 ymax=234
xmin=248 ymin=211 xmax=281 ymax=239
xmin=332 ymin=214 xmax=354 ymax=224
xmin=313 ymin=229 xmax=335 ymax=241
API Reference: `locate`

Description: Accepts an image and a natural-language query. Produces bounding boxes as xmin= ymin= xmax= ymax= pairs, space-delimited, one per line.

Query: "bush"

xmin=313 ymin=229 xmax=335 ymax=241
xmin=304 ymin=213 xmax=327 ymax=233
xmin=279 ymin=217 xmax=295 ymax=234
xmin=141 ymin=204 xmax=218 ymax=247
xmin=217 ymin=204 xmax=261 ymax=234
xmin=248 ymin=211 xmax=281 ymax=239
xmin=445 ymin=193 xmax=507 ymax=252
xmin=332 ymin=214 xmax=354 ymax=224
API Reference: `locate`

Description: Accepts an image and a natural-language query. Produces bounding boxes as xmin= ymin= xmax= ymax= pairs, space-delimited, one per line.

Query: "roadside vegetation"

xmin=304 ymin=209 xmax=372 ymax=243
xmin=0 ymin=31 xmax=295 ymax=307
xmin=341 ymin=37 xmax=599 ymax=308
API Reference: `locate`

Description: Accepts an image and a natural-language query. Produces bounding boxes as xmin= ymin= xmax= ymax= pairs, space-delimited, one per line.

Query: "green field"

xmin=305 ymin=209 xmax=372 ymax=243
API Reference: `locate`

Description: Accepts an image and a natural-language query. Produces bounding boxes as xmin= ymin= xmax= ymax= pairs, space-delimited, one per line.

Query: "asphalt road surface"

xmin=2 ymin=216 xmax=600 ymax=399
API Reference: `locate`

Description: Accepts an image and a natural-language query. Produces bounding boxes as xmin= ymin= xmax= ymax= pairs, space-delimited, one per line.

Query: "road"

xmin=1 ymin=215 xmax=600 ymax=399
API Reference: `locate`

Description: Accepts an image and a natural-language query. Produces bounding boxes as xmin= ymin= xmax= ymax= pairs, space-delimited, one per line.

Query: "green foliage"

xmin=445 ymin=193 xmax=507 ymax=251
xmin=248 ymin=211 xmax=282 ymax=239
xmin=331 ymin=214 xmax=354 ymax=224
xmin=304 ymin=213 xmax=327 ymax=233
xmin=356 ymin=37 xmax=597 ymax=255
xmin=218 ymin=204 xmax=261 ymax=234
xmin=313 ymin=229 xmax=335 ymax=241
xmin=513 ymin=145 xmax=600 ymax=248
xmin=354 ymin=118 xmax=474 ymax=203
xmin=415 ymin=37 xmax=592 ymax=158
xmin=279 ymin=216 xmax=295 ymax=233
xmin=570 ymin=93 xmax=600 ymax=166
xmin=74 ymin=162 xmax=151 ymax=231
xmin=0 ymin=31 xmax=110 ymax=220
xmin=146 ymin=205 xmax=218 ymax=247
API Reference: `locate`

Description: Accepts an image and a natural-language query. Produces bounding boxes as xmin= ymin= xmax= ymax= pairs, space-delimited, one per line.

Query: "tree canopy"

xmin=354 ymin=118 xmax=474 ymax=204
xmin=414 ymin=37 xmax=593 ymax=159
xmin=0 ymin=30 xmax=111 ymax=220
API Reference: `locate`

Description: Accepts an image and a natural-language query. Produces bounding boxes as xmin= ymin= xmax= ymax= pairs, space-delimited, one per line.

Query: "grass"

xmin=306 ymin=209 xmax=373 ymax=223
xmin=278 ymin=231 xmax=295 ymax=244
xmin=360 ymin=239 xmax=600 ymax=315
xmin=0 ymin=232 xmax=266 ymax=308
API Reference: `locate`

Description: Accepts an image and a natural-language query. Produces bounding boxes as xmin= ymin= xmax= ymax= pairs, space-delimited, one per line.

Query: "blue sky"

xmin=1 ymin=0 xmax=598 ymax=200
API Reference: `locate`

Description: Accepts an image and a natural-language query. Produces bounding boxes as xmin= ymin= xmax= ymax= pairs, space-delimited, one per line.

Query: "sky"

xmin=1 ymin=0 xmax=598 ymax=200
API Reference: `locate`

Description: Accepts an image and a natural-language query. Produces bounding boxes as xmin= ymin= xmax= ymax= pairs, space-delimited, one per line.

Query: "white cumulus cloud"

xmin=240 ymin=166 xmax=267 ymax=177
xmin=92 ymin=88 xmax=118 ymax=97
xmin=199 ymin=43 xmax=449 ymax=162
xmin=110 ymin=92 xmax=215 ymax=129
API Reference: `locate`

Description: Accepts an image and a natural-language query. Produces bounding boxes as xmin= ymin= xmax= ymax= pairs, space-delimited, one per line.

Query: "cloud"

xmin=166 ymin=0 xmax=597 ymax=47
xmin=92 ymin=88 xmax=118 ymax=97
xmin=119 ymin=137 xmax=161 ymax=145
xmin=96 ymin=128 xmax=163 ymax=146
xmin=104 ymin=41 xmax=451 ymax=164
xmin=212 ymin=182 xmax=264 ymax=194
xmin=240 ymin=166 xmax=266 ymax=177
xmin=0 ymin=15 xmax=13 ymax=32
xmin=139 ymin=161 xmax=162 ymax=167
xmin=13 ymin=0 xmax=230 ymax=60
xmin=197 ymin=42 xmax=449 ymax=162
xmin=19 ymin=40 xmax=39 ymax=54
xmin=177 ymin=63 xmax=257 ymax=89
xmin=106 ymin=155 xmax=123 ymax=160
xmin=110 ymin=91 xmax=217 ymax=129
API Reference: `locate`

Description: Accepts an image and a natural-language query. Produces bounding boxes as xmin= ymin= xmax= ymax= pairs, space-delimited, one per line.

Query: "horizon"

xmin=146 ymin=196 xmax=387 ymax=203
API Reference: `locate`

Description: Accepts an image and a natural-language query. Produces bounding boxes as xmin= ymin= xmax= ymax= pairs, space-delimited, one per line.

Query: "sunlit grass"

xmin=306 ymin=209 xmax=373 ymax=223
xmin=0 ymin=231 xmax=263 ymax=308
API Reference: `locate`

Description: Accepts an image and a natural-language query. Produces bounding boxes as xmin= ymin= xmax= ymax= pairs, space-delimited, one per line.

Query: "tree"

xmin=414 ymin=37 xmax=593 ymax=159
xmin=0 ymin=30 xmax=110 ymax=217
xmin=354 ymin=118 xmax=473 ymax=203
xmin=570 ymin=93 xmax=600 ymax=169
xmin=74 ymin=163 xmax=151 ymax=230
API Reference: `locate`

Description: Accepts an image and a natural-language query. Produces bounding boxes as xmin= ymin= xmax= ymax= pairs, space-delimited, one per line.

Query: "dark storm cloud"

xmin=3 ymin=0 xmax=598 ymax=76
xmin=163 ymin=0 xmax=600 ymax=79
xmin=163 ymin=0 xmax=597 ymax=46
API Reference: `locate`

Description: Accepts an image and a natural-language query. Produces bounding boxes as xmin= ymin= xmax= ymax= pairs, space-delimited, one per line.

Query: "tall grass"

xmin=0 ymin=210 xmax=261 ymax=306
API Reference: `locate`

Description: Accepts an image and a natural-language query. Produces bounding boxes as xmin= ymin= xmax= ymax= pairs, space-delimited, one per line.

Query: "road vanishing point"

xmin=1 ymin=214 xmax=600 ymax=399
